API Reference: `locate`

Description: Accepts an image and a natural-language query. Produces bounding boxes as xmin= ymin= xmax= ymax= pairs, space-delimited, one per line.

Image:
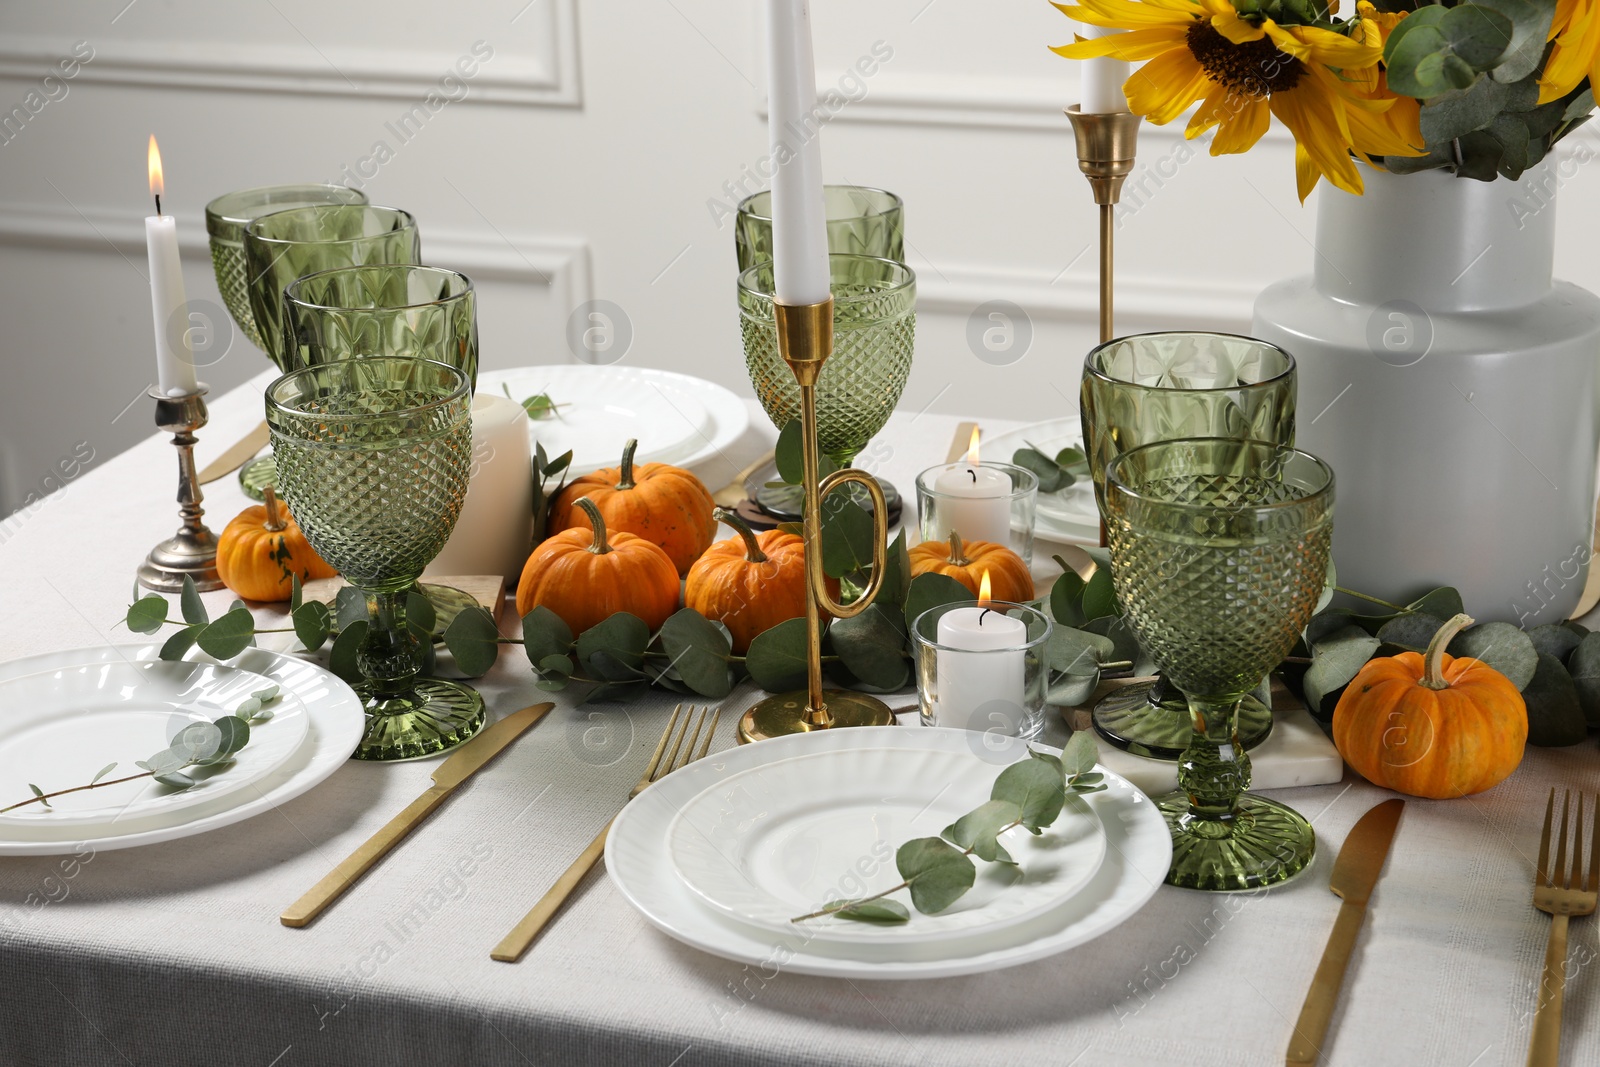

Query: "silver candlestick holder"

xmin=137 ymin=385 xmax=224 ymax=592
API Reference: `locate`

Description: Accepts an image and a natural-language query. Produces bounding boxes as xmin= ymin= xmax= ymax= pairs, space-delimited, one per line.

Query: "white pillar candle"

xmin=426 ymin=393 xmax=533 ymax=586
xmin=1079 ymin=24 xmax=1130 ymax=115
xmin=145 ymin=136 xmax=197 ymax=396
xmin=766 ymin=0 xmax=831 ymax=306
xmin=929 ymin=463 xmax=1012 ymax=546
xmin=934 ymin=606 xmax=1028 ymax=732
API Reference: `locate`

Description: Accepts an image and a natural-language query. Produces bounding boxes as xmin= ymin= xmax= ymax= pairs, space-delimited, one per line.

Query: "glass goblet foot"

xmin=238 ymin=454 xmax=277 ymax=502
xmin=1157 ymin=791 xmax=1315 ymax=891
xmin=353 ymin=678 xmax=486 ymax=762
xmin=1093 ymin=679 xmax=1273 ymax=760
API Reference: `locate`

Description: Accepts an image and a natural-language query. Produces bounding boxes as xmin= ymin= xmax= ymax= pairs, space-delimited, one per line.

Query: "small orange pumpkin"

xmin=684 ymin=508 xmax=834 ymax=654
xmin=549 ymin=439 xmax=715 ymax=576
xmin=907 ymin=531 xmax=1033 ymax=602
xmin=516 ymin=496 xmax=680 ymax=634
xmin=215 ymin=487 xmax=337 ymax=602
xmin=1332 ymin=612 xmax=1528 ymax=799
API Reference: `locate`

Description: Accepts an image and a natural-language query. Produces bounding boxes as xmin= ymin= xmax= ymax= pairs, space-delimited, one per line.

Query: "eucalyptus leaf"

xmin=233 ymin=696 xmax=262 ymax=718
xmin=1081 ymin=567 xmax=1119 ymax=621
xmin=196 ymin=609 xmax=255 ymax=661
xmin=1028 ymin=747 xmax=1065 ymax=777
xmin=1044 ymin=627 xmax=1115 ymax=677
xmin=1304 ymin=625 xmax=1382 ymax=714
xmin=522 ymin=606 xmax=575 ymax=665
xmin=1528 ymin=623 xmax=1583 ymax=663
xmin=774 ymin=420 xmax=804 ymax=485
xmin=1448 ymin=621 xmax=1538 ymax=690
xmin=1440 ymin=3 xmax=1515 ymax=68
xmin=1407 ymin=587 xmax=1465 ymax=621
xmin=1047 ymin=672 xmax=1101 ymax=707
xmin=942 ymin=798 xmax=1021 ymax=863
xmin=28 ymin=784 xmax=49 ymax=807
xmin=152 ymin=771 xmax=196 ymax=790
xmin=126 ymin=595 xmax=169 ymax=635
xmin=292 ymin=601 xmax=331 ymax=652
xmin=1375 ymin=612 xmax=1445 ymax=653
xmin=904 ymin=572 xmax=975 ymax=633
xmin=659 ymin=608 xmax=735 ymax=698
xmin=830 ymin=602 xmax=910 ymax=691
xmin=327 ymin=619 xmax=368 ymax=683
xmin=406 ymin=589 xmax=437 ymax=640
xmin=336 ymin=586 xmax=369 ymax=631
xmin=159 ymin=625 xmax=202 ymax=662
xmin=1564 ymin=88 xmax=1596 ymax=122
xmin=575 ymin=613 xmax=650 ymax=681
xmin=180 ymin=574 xmax=209 ymax=626
xmin=252 ymin=683 xmax=279 ymax=703
xmin=878 ymin=529 xmax=911 ymax=609
xmin=1054 ymin=446 xmax=1090 ymax=479
xmin=1082 ymin=614 xmax=1141 ymax=664
xmin=745 ymin=617 xmax=810 ymax=692
xmin=895 ymin=837 xmax=977 ymax=915
xmin=290 ymin=574 xmax=303 ymax=612
xmin=1419 ymin=74 xmax=1506 ymax=144
xmin=819 ymin=490 xmax=877 ymax=579
xmin=991 ymin=757 xmax=1066 ymax=832
xmin=1478 ymin=0 xmax=1556 ymax=83
xmin=1013 ymin=447 xmax=1069 ymax=493
xmin=90 ymin=763 xmax=117 ymax=785
xmin=442 ymin=605 xmax=501 ymax=678
xmin=1062 ymin=730 xmax=1099 ymax=777
xmin=827 ymin=899 xmax=910 ymax=925
xmin=1566 ymin=632 xmax=1600 ymax=726
xmin=138 ymin=748 xmax=190 ymax=776
xmin=169 ymin=722 xmax=223 ymax=764
xmin=1050 ymin=566 xmax=1088 ymax=628
xmin=1523 ymin=652 xmax=1588 ymax=747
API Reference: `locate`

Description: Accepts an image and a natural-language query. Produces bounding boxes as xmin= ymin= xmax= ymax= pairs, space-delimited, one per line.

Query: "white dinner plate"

xmin=0 ymin=645 xmax=363 ymax=855
xmin=980 ymin=418 xmax=1099 ymax=543
xmin=0 ymin=659 xmax=308 ymax=829
xmin=478 ymin=365 xmax=749 ymax=477
xmin=606 ymin=728 xmax=1171 ymax=979
xmin=667 ymin=746 xmax=1106 ymax=947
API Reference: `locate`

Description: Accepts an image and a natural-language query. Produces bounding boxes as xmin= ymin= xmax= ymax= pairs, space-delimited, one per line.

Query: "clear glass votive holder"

xmin=915 ymin=461 xmax=1038 ymax=566
xmin=912 ymin=600 xmax=1052 ymax=743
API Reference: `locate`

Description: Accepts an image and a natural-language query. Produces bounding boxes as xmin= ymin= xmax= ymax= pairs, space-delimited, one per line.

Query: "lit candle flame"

xmin=147 ymin=135 xmax=164 ymax=210
xmin=978 ymin=569 xmax=992 ymax=607
xmin=965 ymin=425 xmax=982 ymax=466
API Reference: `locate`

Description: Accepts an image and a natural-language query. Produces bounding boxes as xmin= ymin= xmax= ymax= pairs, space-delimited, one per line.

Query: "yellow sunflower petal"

xmin=1294 ymin=142 xmax=1322 ymax=202
xmin=1056 ymin=0 xmax=1199 ymax=30
xmin=1209 ymin=8 xmax=1267 ymax=43
xmin=1211 ymin=94 xmax=1272 ymax=154
xmin=1123 ymin=47 xmax=1215 ymax=124
xmin=1542 ymin=2 xmax=1600 ymax=100
xmin=1272 ymin=81 xmax=1362 ymax=201
xmin=1286 ymin=24 xmax=1382 ymax=67
xmin=1051 ymin=25 xmax=1190 ymax=61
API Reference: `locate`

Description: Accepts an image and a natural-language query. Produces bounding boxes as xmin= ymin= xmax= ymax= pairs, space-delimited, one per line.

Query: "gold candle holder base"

xmin=736 ymin=298 xmax=895 ymax=744
xmin=138 ymin=385 xmax=224 ymax=593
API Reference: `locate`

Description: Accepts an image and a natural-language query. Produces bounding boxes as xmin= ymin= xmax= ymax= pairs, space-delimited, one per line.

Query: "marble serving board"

xmin=1062 ymin=675 xmax=1347 ymax=796
xmin=299 ymin=575 xmax=505 ymax=622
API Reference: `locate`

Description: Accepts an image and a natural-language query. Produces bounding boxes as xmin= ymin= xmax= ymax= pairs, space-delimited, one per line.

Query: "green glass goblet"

xmin=1082 ymin=332 xmax=1297 ymax=760
xmin=282 ymin=264 xmax=478 ymax=392
xmin=204 ymin=184 xmax=369 ymax=498
xmin=1104 ymin=437 xmax=1334 ymax=891
xmin=266 ymin=357 xmax=484 ymax=762
xmin=735 ymin=185 xmax=904 ymax=272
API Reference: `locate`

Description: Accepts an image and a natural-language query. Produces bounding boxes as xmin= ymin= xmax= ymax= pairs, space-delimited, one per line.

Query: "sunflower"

xmin=1343 ymin=3 xmax=1425 ymax=165
xmin=1539 ymin=0 xmax=1600 ymax=103
xmin=1052 ymin=0 xmax=1389 ymax=200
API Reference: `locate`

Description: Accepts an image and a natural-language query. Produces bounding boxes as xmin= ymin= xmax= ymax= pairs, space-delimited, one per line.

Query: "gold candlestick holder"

xmin=137 ymin=385 xmax=224 ymax=593
xmin=1063 ymin=105 xmax=1141 ymax=344
xmin=737 ymin=298 xmax=897 ymax=744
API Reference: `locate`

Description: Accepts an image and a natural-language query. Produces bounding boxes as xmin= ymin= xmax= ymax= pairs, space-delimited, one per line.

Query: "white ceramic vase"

xmin=1253 ymin=160 xmax=1600 ymax=626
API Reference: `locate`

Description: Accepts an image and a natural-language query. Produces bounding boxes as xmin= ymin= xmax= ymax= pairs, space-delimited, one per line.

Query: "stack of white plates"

xmin=605 ymin=727 xmax=1171 ymax=978
xmin=981 ymin=418 xmax=1100 ymax=544
xmin=0 ymin=645 xmax=363 ymax=856
xmin=477 ymin=365 xmax=750 ymax=477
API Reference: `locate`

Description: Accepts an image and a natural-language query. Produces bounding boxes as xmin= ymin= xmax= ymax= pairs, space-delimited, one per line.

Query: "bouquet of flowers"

xmin=1052 ymin=0 xmax=1595 ymax=198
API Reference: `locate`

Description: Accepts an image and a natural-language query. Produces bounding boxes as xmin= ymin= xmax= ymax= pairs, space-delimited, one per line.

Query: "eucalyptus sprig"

xmin=1 ymin=688 xmax=280 ymax=813
xmin=1012 ymin=443 xmax=1089 ymax=494
xmin=791 ymin=732 xmax=1104 ymax=925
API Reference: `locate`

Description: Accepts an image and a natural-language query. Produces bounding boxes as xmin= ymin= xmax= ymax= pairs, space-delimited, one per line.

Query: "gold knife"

xmin=197 ymin=419 xmax=271 ymax=484
xmin=280 ymin=702 xmax=555 ymax=928
xmin=1286 ymin=798 xmax=1405 ymax=1066
xmin=947 ymin=420 xmax=979 ymax=464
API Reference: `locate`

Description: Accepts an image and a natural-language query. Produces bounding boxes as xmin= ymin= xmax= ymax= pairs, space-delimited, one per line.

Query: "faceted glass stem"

xmin=358 ymin=588 xmax=420 ymax=704
xmin=1177 ymin=695 xmax=1250 ymax=826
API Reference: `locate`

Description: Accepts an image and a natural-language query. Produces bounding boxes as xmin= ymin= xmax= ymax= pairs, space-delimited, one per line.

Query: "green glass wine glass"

xmin=1104 ymin=437 xmax=1334 ymax=891
xmin=1082 ymin=332 xmax=1297 ymax=760
xmin=204 ymin=184 xmax=369 ymax=498
xmin=282 ymin=264 xmax=478 ymax=391
xmin=266 ymin=357 xmax=484 ymax=762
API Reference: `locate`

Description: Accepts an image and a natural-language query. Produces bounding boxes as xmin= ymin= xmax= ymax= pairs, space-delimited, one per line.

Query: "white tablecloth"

xmin=0 ymin=372 xmax=1595 ymax=1067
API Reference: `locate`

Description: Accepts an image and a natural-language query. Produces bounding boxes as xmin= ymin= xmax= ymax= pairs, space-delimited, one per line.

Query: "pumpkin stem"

xmin=947 ymin=530 xmax=969 ymax=567
xmin=713 ymin=506 xmax=768 ymax=564
xmin=1422 ymin=612 xmax=1474 ymax=689
xmin=262 ymin=486 xmax=287 ymax=533
xmin=575 ymin=496 xmax=612 ymax=555
xmin=615 ymin=438 xmax=639 ymax=491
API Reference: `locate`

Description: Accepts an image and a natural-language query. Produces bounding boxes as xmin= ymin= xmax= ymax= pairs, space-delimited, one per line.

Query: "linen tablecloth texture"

xmin=0 ymin=371 xmax=1595 ymax=1067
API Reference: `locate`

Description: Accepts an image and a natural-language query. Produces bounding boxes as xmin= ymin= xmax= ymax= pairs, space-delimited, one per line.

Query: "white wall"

xmin=3 ymin=0 xmax=1600 ymax=516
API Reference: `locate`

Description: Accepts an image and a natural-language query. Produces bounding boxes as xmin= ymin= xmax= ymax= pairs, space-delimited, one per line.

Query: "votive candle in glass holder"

xmin=916 ymin=461 xmax=1038 ymax=565
xmin=912 ymin=600 xmax=1052 ymax=742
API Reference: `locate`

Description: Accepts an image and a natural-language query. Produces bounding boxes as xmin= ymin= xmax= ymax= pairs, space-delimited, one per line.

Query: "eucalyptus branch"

xmin=0 ymin=771 xmax=156 ymax=814
xmin=1332 ymin=587 xmax=1407 ymax=612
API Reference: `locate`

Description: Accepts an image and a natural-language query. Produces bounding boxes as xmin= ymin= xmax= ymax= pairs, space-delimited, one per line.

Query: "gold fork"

xmin=490 ymin=703 xmax=721 ymax=962
xmin=1527 ymin=789 xmax=1599 ymax=1067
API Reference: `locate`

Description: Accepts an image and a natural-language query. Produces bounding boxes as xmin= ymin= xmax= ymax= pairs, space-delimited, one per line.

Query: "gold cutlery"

xmin=491 ymin=702 xmax=720 ymax=962
xmin=280 ymin=702 xmax=554 ymax=928
xmin=197 ymin=419 xmax=271 ymax=484
xmin=1526 ymin=789 xmax=1598 ymax=1067
xmin=946 ymin=420 xmax=979 ymax=464
xmin=1286 ymin=798 xmax=1405 ymax=1067
xmin=712 ymin=451 xmax=776 ymax=508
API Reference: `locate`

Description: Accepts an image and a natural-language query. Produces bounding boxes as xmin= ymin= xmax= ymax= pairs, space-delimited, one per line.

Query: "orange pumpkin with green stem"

xmin=1332 ymin=612 xmax=1527 ymax=799
xmin=549 ymin=438 xmax=716 ymax=576
xmin=907 ymin=531 xmax=1033 ymax=602
xmin=215 ymin=487 xmax=337 ymax=602
xmin=516 ymin=496 xmax=680 ymax=635
xmin=685 ymin=507 xmax=833 ymax=653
